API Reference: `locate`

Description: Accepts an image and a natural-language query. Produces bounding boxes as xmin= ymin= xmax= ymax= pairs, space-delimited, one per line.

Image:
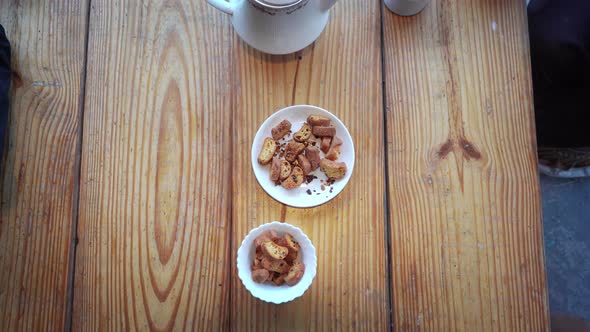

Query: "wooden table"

xmin=0 ymin=0 xmax=549 ymax=330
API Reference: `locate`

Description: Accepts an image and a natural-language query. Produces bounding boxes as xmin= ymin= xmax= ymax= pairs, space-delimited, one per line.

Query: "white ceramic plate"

xmin=251 ymin=105 xmax=355 ymax=208
xmin=237 ymin=221 xmax=317 ymax=304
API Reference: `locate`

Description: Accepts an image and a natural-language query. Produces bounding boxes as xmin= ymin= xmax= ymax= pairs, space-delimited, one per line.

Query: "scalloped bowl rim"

xmin=237 ymin=222 xmax=317 ymax=304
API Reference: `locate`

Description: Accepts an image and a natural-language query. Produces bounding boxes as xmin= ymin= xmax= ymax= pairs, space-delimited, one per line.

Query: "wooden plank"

xmin=230 ymin=1 xmax=388 ymax=329
xmin=73 ymin=1 xmax=233 ymax=330
xmin=383 ymin=1 xmax=549 ymax=330
xmin=0 ymin=1 xmax=88 ymax=330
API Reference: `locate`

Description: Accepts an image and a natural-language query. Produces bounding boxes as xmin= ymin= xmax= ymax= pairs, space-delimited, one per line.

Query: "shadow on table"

xmin=238 ymin=38 xmax=315 ymax=64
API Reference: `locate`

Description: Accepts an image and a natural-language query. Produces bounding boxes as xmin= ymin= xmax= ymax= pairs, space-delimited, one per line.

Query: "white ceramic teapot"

xmin=207 ymin=0 xmax=338 ymax=55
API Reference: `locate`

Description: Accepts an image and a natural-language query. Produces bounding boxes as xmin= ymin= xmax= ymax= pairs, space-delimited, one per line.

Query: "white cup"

xmin=384 ymin=0 xmax=430 ymax=16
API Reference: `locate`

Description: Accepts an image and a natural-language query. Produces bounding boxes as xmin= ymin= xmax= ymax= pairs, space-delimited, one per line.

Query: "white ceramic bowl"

xmin=251 ymin=105 xmax=355 ymax=208
xmin=237 ymin=222 xmax=317 ymax=304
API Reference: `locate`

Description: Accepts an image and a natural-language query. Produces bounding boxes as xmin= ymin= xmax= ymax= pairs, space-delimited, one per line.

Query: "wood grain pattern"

xmin=383 ymin=1 xmax=548 ymax=330
xmin=73 ymin=1 xmax=232 ymax=330
xmin=230 ymin=1 xmax=388 ymax=330
xmin=0 ymin=1 xmax=88 ymax=330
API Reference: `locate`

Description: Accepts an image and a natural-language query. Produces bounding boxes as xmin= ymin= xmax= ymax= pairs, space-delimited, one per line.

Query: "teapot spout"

xmin=319 ymin=0 xmax=338 ymax=11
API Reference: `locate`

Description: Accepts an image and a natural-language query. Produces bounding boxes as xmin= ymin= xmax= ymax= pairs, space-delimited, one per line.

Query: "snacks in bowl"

xmin=251 ymin=231 xmax=305 ymax=286
xmin=307 ymin=115 xmax=331 ymax=126
xmin=281 ymin=166 xmax=305 ymax=189
xmin=256 ymin=114 xmax=349 ymax=190
xmin=293 ymin=123 xmax=312 ymax=142
xmin=285 ymin=141 xmax=306 ymax=163
xmin=320 ymin=159 xmax=347 ymax=180
xmin=257 ymin=137 xmax=277 ymax=165
xmin=304 ymin=146 xmax=320 ymax=171
xmin=271 ymin=119 xmax=292 ymax=141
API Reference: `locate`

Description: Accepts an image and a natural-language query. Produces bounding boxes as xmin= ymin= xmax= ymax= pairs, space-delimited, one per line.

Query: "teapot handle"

xmin=207 ymin=0 xmax=236 ymax=15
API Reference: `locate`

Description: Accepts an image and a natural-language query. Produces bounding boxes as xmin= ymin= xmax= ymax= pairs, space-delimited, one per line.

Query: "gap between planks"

xmin=379 ymin=1 xmax=395 ymax=331
xmin=65 ymin=0 xmax=93 ymax=330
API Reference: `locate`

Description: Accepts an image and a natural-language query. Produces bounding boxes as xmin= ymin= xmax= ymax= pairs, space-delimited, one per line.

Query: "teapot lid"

xmin=257 ymin=0 xmax=302 ymax=6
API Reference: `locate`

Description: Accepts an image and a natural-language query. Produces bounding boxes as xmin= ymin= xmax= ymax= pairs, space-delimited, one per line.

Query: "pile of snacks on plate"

xmin=251 ymin=230 xmax=305 ymax=286
xmin=257 ymin=115 xmax=348 ymax=190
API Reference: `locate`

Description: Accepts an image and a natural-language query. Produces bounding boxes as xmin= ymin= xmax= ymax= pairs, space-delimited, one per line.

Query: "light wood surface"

xmin=383 ymin=1 xmax=549 ymax=330
xmin=0 ymin=0 xmax=549 ymax=330
xmin=0 ymin=0 xmax=88 ymax=330
xmin=73 ymin=1 xmax=232 ymax=330
xmin=230 ymin=1 xmax=389 ymax=329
